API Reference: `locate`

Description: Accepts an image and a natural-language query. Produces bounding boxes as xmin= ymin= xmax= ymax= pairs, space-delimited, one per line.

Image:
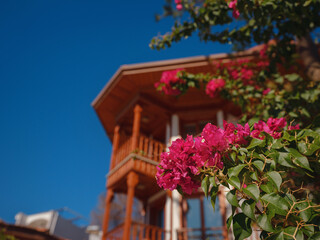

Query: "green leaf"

xmin=209 ymin=176 xmax=217 ymax=187
xmin=233 ymin=213 xmax=252 ymax=240
xmin=227 ymin=176 xmax=241 ymax=190
xmin=260 ymin=182 xmax=275 ymax=194
xmin=278 ymin=152 xmax=295 ymax=168
xmin=241 ymin=199 xmax=256 ymax=220
xmin=230 ymin=151 xmax=236 ymax=163
xmin=243 ymin=184 xmax=260 ymax=202
xmin=269 ymin=231 xmax=284 ymax=240
xmin=301 ymin=225 xmax=314 ymax=237
xmin=296 ymin=201 xmax=312 ymax=222
xmin=226 ymin=189 xmax=238 ymax=207
xmin=257 ymin=214 xmax=274 ymax=232
xmin=286 ymin=73 xmax=300 ymax=82
xmin=298 ymin=142 xmax=320 ymax=156
xmin=250 ymin=171 xmax=258 ymax=181
xmin=252 ymin=160 xmax=264 ymax=171
xmin=287 ymin=148 xmax=312 ymax=171
xmin=228 ymin=164 xmax=246 ymax=178
xmin=201 ymin=176 xmax=210 ymax=197
xmin=226 ymin=215 xmax=233 ymax=230
xmin=247 ymin=138 xmax=265 ymax=149
xmin=271 ymin=138 xmax=284 ymax=149
xmin=261 ymin=193 xmax=290 ymax=216
xmin=267 ymin=171 xmax=282 ymax=191
xmin=210 ymin=184 xmax=219 ymax=211
xmin=309 ymin=232 xmax=320 ymax=240
xmin=295 ymin=230 xmax=304 ymax=240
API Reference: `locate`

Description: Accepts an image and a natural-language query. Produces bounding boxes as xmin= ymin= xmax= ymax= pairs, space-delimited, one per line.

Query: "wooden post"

xmin=102 ymin=189 xmax=114 ymax=240
xmin=111 ymin=125 xmax=120 ymax=169
xmin=199 ymin=196 xmax=206 ymax=240
xmin=218 ymin=187 xmax=229 ymax=240
xmin=123 ymin=172 xmax=139 ymax=240
xmin=131 ymin=104 xmax=142 ymax=151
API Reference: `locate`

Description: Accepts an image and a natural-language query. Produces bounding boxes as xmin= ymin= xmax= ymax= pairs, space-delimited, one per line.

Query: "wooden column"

xmin=111 ymin=125 xmax=120 ymax=169
xmin=123 ymin=172 xmax=139 ymax=240
xmin=218 ymin=187 xmax=229 ymax=240
xmin=199 ymin=196 xmax=206 ymax=240
xmin=131 ymin=104 xmax=142 ymax=151
xmin=102 ymin=189 xmax=114 ymax=240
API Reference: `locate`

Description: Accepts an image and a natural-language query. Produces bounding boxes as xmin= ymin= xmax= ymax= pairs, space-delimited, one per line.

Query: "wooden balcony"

xmin=107 ymin=134 xmax=166 ymax=196
xmin=105 ymin=222 xmax=171 ymax=240
xmin=112 ymin=134 xmax=165 ymax=169
xmin=177 ymin=227 xmax=224 ymax=240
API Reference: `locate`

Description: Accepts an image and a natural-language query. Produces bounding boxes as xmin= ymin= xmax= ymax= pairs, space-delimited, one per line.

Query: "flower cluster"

xmin=156 ymin=120 xmax=251 ymax=194
xmin=156 ymin=117 xmax=299 ymax=194
xmin=251 ymin=117 xmax=299 ymax=139
xmin=154 ymin=69 xmax=184 ymax=95
xmin=228 ymin=0 xmax=239 ymax=19
xmin=174 ymin=0 xmax=183 ymax=11
xmin=205 ymin=78 xmax=225 ymax=97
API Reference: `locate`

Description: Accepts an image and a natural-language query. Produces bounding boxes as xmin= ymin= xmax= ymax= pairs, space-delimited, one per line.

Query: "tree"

xmin=152 ymin=1 xmax=320 ymax=239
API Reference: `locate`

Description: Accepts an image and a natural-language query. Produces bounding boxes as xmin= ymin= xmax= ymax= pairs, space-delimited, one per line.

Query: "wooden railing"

xmin=130 ymin=222 xmax=171 ymax=240
xmin=105 ymin=223 xmax=124 ymax=240
xmin=177 ymin=227 xmax=224 ymax=240
xmin=137 ymin=135 xmax=165 ymax=163
xmin=112 ymin=134 xmax=166 ymax=169
xmin=105 ymin=222 xmax=171 ymax=240
xmin=113 ymin=135 xmax=132 ymax=168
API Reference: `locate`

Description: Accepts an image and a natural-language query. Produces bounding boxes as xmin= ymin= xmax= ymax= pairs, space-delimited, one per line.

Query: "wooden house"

xmin=92 ymin=49 xmax=261 ymax=240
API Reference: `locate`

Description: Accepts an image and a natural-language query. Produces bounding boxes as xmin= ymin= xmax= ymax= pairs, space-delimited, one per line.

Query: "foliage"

xmin=154 ymin=55 xmax=320 ymax=126
xmin=0 ymin=230 xmax=18 ymax=240
xmin=152 ymin=0 xmax=320 ymax=239
xmin=156 ymin=118 xmax=320 ymax=239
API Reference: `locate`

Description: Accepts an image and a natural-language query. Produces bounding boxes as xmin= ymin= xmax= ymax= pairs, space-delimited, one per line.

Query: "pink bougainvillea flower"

xmin=228 ymin=0 xmax=237 ymax=9
xmin=160 ymin=68 xmax=184 ymax=85
xmin=176 ymin=4 xmax=183 ymax=11
xmin=232 ymin=9 xmax=240 ymax=19
xmin=202 ymin=123 xmax=229 ymax=152
xmin=288 ymin=124 xmax=300 ymax=130
xmin=240 ymin=68 xmax=254 ymax=81
xmin=251 ymin=117 xmax=287 ymax=139
xmin=154 ymin=68 xmax=184 ymax=96
xmin=174 ymin=0 xmax=181 ymax=4
xmin=230 ymin=70 xmax=239 ymax=80
xmin=267 ymin=117 xmax=287 ymax=132
xmin=223 ymin=121 xmax=250 ymax=145
xmin=257 ymin=61 xmax=270 ymax=68
xmin=263 ymin=88 xmax=271 ymax=95
xmin=205 ymin=78 xmax=225 ymax=98
xmin=250 ymin=129 xmax=265 ymax=140
xmin=228 ymin=0 xmax=239 ymax=19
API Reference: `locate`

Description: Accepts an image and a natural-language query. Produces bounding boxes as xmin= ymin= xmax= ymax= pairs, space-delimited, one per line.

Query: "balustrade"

xmin=105 ymin=222 xmax=170 ymax=240
xmin=112 ymin=134 xmax=166 ymax=170
xmin=177 ymin=227 xmax=224 ymax=240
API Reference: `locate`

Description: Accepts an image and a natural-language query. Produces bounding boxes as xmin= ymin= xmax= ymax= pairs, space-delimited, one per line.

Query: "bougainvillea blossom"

xmin=205 ymin=78 xmax=225 ymax=97
xmin=174 ymin=0 xmax=183 ymax=11
xmin=154 ymin=68 xmax=184 ymax=95
xmin=228 ymin=0 xmax=239 ymax=19
xmin=250 ymin=117 xmax=288 ymax=139
xmin=157 ymin=117 xmax=292 ymax=194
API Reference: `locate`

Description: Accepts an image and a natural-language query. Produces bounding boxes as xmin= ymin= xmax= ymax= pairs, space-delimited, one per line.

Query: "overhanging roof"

xmin=92 ymin=47 xmax=262 ymax=141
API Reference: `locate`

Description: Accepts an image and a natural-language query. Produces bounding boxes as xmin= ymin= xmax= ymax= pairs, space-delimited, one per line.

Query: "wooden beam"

xmin=123 ymin=172 xmax=139 ymax=240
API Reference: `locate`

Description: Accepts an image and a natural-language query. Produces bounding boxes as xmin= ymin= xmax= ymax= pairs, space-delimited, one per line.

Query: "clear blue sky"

xmin=0 ymin=0 xmax=231 ymax=224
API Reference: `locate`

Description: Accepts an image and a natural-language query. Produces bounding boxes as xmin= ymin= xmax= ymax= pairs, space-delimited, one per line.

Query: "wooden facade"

xmin=92 ymin=48 xmax=263 ymax=240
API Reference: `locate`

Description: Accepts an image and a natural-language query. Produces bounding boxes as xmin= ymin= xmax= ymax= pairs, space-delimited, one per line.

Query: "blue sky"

xmin=0 ymin=1 xmax=231 ymax=224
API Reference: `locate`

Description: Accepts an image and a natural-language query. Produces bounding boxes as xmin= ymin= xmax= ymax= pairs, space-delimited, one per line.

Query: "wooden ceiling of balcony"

xmin=92 ymin=49 xmax=260 ymax=142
